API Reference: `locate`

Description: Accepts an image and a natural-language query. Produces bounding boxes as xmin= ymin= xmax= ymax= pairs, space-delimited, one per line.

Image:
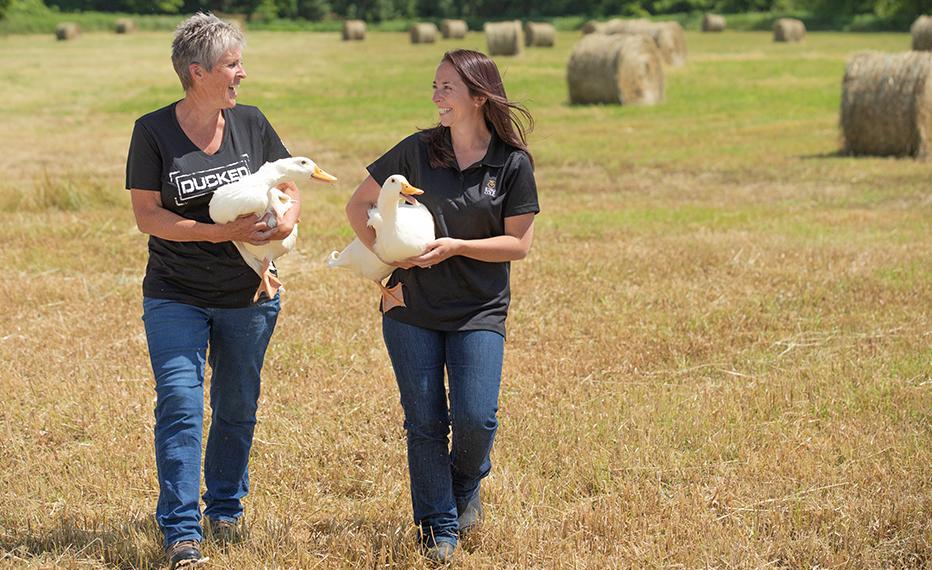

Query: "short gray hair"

xmin=171 ymin=12 xmax=245 ymax=91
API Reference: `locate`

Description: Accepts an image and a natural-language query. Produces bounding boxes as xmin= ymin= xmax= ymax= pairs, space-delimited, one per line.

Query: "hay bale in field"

xmin=567 ymin=33 xmax=664 ymax=106
xmin=525 ymin=22 xmax=556 ymax=47
xmin=114 ymin=18 xmax=136 ymax=34
xmin=656 ymin=21 xmax=686 ymax=65
xmin=702 ymin=14 xmax=726 ymax=32
xmin=485 ymin=21 xmax=523 ymax=56
xmin=840 ymin=51 xmax=932 ymax=158
xmin=55 ymin=23 xmax=80 ymax=41
xmin=601 ymin=18 xmax=647 ymax=35
xmin=581 ymin=20 xmax=604 ymax=34
xmin=441 ymin=18 xmax=467 ymax=39
xmin=601 ymin=19 xmax=686 ymax=67
xmin=342 ymin=19 xmax=366 ymax=41
xmin=410 ymin=22 xmax=438 ymax=44
xmin=911 ymin=15 xmax=932 ymax=51
xmin=773 ymin=18 xmax=805 ymax=42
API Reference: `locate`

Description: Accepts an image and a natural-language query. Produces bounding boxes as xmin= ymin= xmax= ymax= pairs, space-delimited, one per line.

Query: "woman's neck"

xmin=175 ymin=95 xmax=225 ymax=153
xmin=449 ymin=118 xmax=492 ymax=170
xmin=176 ymin=96 xmax=222 ymax=129
xmin=450 ymin=119 xmax=492 ymax=155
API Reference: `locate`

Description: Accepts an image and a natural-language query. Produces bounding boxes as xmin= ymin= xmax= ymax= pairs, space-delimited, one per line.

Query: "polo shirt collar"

xmin=444 ymin=125 xmax=510 ymax=170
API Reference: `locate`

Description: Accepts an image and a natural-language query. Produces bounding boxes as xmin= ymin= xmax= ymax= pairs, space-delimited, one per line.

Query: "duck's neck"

xmin=253 ymin=162 xmax=286 ymax=187
xmin=376 ymin=190 xmax=401 ymax=223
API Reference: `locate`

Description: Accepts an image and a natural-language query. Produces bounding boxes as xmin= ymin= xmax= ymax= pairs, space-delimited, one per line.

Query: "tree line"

xmin=12 ymin=0 xmax=932 ymax=22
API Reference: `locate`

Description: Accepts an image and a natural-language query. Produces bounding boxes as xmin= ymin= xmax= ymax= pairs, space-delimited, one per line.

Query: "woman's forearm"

xmin=452 ymin=234 xmax=531 ymax=262
xmin=135 ymin=202 xmax=226 ymax=243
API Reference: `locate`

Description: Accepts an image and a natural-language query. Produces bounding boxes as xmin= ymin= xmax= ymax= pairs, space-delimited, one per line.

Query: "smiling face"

xmin=197 ymin=47 xmax=246 ymax=109
xmin=432 ymin=60 xmax=485 ymax=128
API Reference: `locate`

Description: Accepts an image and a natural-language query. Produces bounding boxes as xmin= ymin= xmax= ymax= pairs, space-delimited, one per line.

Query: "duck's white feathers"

xmin=207 ymin=157 xmax=336 ymax=300
xmin=208 ymin=161 xmax=285 ymax=224
xmin=370 ymin=202 xmax=435 ymax=262
xmin=328 ymin=175 xmax=435 ymax=283
xmin=327 ymin=239 xmax=393 ymax=282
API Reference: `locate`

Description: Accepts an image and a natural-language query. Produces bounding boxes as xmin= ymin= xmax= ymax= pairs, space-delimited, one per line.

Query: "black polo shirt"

xmin=367 ymin=129 xmax=539 ymax=337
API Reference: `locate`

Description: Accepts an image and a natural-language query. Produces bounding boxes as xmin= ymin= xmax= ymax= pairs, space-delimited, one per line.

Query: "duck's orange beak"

xmin=311 ymin=165 xmax=337 ymax=182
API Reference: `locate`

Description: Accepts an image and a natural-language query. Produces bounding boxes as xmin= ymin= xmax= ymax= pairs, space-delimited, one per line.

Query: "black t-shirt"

xmin=367 ymin=129 xmax=540 ymax=337
xmin=125 ymin=102 xmax=290 ymax=308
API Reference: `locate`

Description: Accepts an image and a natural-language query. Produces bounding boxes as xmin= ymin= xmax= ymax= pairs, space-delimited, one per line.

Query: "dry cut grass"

xmin=0 ymin=30 xmax=929 ymax=568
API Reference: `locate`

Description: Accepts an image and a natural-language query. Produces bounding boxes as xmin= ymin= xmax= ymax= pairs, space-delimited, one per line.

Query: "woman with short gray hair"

xmin=125 ymin=12 xmax=298 ymax=569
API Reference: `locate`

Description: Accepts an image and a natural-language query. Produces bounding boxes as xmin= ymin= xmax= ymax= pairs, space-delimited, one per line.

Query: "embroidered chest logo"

xmin=169 ymin=155 xmax=251 ymax=206
xmin=483 ymin=177 xmax=497 ymax=197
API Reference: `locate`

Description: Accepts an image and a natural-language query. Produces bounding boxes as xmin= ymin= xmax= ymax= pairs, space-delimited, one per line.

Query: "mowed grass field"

xmin=0 ymin=28 xmax=929 ymax=568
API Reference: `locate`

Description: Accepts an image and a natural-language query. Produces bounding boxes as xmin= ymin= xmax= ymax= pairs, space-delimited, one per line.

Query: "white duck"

xmin=328 ymin=174 xmax=435 ymax=311
xmin=209 ymin=156 xmax=337 ymax=301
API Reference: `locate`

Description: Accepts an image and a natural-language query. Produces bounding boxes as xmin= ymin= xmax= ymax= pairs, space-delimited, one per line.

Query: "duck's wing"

xmin=367 ymin=208 xmax=383 ymax=231
xmin=209 ymin=181 xmax=270 ymax=224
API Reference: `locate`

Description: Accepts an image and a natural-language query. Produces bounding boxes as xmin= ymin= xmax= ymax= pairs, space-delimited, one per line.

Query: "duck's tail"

xmin=327 ymin=250 xmax=345 ymax=268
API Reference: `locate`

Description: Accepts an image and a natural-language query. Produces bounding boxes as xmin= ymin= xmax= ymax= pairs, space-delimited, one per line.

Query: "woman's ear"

xmin=188 ymin=62 xmax=204 ymax=82
xmin=474 ymin=95 xmax=487 ymax=108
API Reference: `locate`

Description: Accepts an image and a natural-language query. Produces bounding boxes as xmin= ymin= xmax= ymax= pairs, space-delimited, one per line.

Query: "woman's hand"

xmin=253 ymin=211 xmax=294 ymax=243
xmin=221 ymin=214 xmax=271 ymax=245
xmin=403 ymin=237 xmax=462 ymax=268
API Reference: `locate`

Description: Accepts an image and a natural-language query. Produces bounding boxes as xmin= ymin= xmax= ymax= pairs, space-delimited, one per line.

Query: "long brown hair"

xmin=421 ymin=49 xmax=534 ymax=169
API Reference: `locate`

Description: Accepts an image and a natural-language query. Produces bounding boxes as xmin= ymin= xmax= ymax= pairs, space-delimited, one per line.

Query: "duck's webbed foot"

xmin=379 ymin=282 xmax=405 ymax=312
xmin=253 ymin=258 xmax=284 ymax=302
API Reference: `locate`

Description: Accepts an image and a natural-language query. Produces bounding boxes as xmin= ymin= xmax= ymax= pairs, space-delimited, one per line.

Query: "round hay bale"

xmin=342 ymin=19 xmax=366 ymax=41
xmin=656 ymin=21 xmax=686 ymax=66
xmin=484 ymin=21 xmax=524 ymax=56
xmin=602 ymin=19 xmax=685 ymax=67
xmin=55 ymin=23 xmax=80 ymax=41
xmin=525 ymin=22 xmax=556 ymax=47
xmin=115 ymin=18 xmax=136 ymax=34
xmin=410 ymin=22 xmax=438 ymax=44
xmin=441 ymin=19 xmax=467 ymax=39
xmin=841 ymin=51 xmax=932 ymax=158
xmin=911 ymin=15 xmax=932 ymax=51
xmin=773 ymin=18 xmax=805 ymax=42
xmin=567 ymin=33 xmax=664 ymax=106
xmin=702 ymin=14 xmax=726 ymax=32
xmin=602 ymin=18 xmax=648 ymax=35
xmin=581 ymin=20 xmax=605 ymax=35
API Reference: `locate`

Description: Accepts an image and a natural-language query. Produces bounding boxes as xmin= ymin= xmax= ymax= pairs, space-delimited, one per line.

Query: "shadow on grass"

xmin=0 ymin=514 xmax=163 ymax=569
xmin=798 ymin=150 xmax=850 ymax=160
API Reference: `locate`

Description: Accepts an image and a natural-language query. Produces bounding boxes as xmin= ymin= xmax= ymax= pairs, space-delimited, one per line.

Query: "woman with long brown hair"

xmin=345 ymin=49 xmax=539 ymax=562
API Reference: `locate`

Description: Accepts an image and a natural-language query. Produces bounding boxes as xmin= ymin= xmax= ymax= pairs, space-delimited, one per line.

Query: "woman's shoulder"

xmin=226 ymin=104 xmax=269 ymax=126
xmin=404 ymin=131 xmax=427 ymax=147
xmin=384 ymin=131 xmax=427 ymax=157
xmin=135 ymin=102 xmax=176 ymax=127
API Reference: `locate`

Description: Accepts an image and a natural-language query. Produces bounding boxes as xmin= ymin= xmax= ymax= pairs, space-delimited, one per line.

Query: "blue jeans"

xmin=142 ymin=296 xmax=280 ymax=548
xmin=382 ymin=317 xmax=504 ymax=546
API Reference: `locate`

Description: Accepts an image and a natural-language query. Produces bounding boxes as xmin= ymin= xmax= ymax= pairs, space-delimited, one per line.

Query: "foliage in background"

xmin=0 ymin=0 xmax=921 ymax=33
xmin=27 ymin=0 xmax=931 ymax=21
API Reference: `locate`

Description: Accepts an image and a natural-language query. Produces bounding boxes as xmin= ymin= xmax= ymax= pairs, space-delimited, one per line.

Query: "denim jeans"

xmin=142 ymin=296 xmax=280 ymax=547
xmin=382 ymin=316 xmax=504 ymax=546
